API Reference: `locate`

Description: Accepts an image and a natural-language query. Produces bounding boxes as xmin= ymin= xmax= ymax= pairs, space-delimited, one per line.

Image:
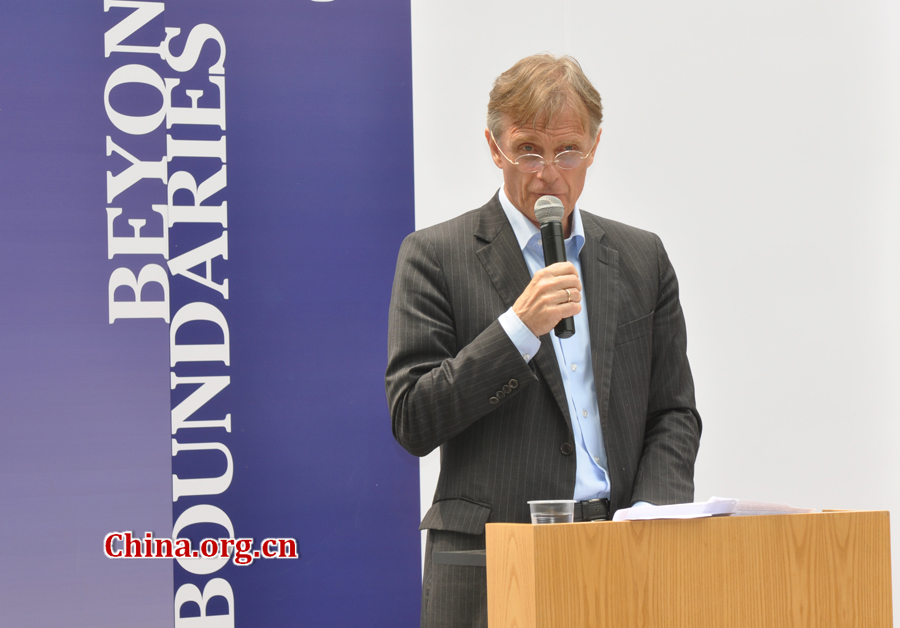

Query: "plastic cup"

xmin=527 ymin=500 xmax=575 ymax=524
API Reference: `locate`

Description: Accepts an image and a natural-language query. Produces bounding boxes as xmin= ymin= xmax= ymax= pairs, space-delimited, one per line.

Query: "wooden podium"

xmin=485 ymin=511 xmax=892 ymax=627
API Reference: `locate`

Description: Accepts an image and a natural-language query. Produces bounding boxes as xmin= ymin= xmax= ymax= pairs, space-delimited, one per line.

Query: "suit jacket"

xmin=385 ymin=194 xmax=701 ymax=626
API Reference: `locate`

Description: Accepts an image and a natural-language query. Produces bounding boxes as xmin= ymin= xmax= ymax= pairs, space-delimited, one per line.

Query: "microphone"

xmin=534 ymin=195 xmax=575 ymax=339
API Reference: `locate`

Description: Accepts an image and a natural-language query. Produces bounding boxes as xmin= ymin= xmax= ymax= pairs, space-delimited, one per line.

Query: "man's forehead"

xmin=505 ymin=121 xmax=590 ymax=142
xmin=501 ymin=105 xmax=592 ymax=141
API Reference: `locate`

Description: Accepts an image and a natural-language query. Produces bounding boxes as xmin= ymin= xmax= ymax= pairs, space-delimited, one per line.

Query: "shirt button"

xmin=582 ymin=409 xmax=588 ymax=417
xmin=571 ymin=363 xmax=577 ymax=371
xmin=523 ymin=354 xmax=530 ymax=361
xmin=594 ymin=456 xmax=601 ymax=464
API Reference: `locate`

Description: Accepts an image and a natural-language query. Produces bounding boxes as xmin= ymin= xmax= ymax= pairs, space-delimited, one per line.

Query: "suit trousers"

xmin=422 ymin=530 xmax=488 ymax=628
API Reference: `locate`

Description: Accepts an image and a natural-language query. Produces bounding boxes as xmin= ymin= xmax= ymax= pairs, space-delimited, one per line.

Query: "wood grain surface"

xmin=486 ymin=511 xmax=892 ymax=628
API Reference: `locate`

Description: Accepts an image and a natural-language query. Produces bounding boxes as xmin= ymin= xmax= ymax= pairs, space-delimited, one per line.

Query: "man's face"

xmin=487 ymin=107 xmax=600 ymax=232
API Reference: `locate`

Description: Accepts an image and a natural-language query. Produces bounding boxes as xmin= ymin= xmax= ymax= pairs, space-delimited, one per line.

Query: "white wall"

xmin=411 ymin=0 xmax=900 ymax=617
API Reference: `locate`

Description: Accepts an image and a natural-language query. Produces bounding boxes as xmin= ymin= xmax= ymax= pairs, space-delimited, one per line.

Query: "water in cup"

xmin=532 ymin=512 xmax=573 ymax=524
xmin=528 ymin=499 xmax=575 ymax=524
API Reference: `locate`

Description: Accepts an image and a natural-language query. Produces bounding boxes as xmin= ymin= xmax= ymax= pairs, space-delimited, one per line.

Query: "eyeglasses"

xmin=490 ymin=129 xmax=597 ymax=173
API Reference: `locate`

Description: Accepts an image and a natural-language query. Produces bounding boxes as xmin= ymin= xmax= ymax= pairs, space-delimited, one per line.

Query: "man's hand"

xmin=513 ymin=262 xmax=582 ymax=337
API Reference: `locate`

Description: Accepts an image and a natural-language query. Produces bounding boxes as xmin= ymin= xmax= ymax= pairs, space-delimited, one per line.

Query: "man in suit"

xmin=386 ymin=54 xmax=701 ymax=628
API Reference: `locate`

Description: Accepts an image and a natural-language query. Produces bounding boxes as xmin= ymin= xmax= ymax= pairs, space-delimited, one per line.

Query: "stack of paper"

xmin=611 ymin=497 xmax=816 ymax=522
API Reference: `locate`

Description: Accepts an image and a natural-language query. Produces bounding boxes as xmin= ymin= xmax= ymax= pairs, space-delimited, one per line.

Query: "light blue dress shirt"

xmin=496 ymin=188 xmax=610 ymax=502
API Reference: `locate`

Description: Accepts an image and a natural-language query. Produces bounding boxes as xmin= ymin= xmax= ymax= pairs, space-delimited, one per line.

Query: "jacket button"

xmin=560 ymin=443 xmax=573 ymax=455
xmin=509 ymin=379 xmax=518 ymax=388
xmin=489 ymin=396 xmax=499 ymax=404
xmin=502 ymin=385 xmax=511 ymax=394
xmin=496 ymin=390 xmax=505 ymax=399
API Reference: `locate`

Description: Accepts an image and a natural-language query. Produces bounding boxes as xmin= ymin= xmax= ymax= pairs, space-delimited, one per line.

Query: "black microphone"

xmin=534 ymin=195 xmax=575 ymax=339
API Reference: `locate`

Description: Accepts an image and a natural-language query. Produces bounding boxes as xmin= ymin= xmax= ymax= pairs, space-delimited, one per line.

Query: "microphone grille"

xmin=533 ymin=196 xmax=565 ymax=224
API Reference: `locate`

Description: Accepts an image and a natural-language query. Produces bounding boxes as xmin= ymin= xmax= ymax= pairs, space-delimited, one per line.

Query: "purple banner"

xmin=0 ymin=1 xmax=419 ymax=626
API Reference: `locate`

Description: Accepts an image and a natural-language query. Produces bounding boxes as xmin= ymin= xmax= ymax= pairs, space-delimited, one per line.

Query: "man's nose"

xmin=537 ymin=160 xmax=561 ymax=183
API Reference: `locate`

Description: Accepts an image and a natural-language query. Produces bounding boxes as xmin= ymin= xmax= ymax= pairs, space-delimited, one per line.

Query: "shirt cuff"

xmin=498 ymin=307 xmax=541 ymax=363
xmin=632 ymin=501 xmax=654 ymax=508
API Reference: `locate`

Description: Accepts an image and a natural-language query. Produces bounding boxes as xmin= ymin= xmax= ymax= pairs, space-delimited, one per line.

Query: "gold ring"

xmin=565 ymin=289 xmax=571 ymax=303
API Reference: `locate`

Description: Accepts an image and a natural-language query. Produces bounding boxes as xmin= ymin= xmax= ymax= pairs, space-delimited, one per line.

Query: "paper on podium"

xmin=612 ymin=497 xmax=816 ymax=521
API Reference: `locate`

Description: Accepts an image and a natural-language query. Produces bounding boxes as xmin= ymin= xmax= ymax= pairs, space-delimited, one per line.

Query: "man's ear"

xmin=486 ymin=128 xmax=505 ymax=169
xmin=585 ymin=127 xmax=602 ymax=168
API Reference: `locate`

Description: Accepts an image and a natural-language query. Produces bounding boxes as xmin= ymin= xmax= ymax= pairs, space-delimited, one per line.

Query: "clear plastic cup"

xmin=527 ymin=500 xmax=575 ymax=524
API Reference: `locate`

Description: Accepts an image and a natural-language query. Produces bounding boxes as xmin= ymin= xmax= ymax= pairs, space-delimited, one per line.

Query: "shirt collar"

xmin=498 ymin=187 xmax=585 ymax=256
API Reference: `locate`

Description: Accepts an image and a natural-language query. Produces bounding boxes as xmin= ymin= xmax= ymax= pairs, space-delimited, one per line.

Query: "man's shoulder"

xmin=580 ymin=209 xmax=661 ymax=250
xmin=401 ymin=196 xmax=502 ymax=249
xmin=411 ymin=207 xmax=484 ymax=237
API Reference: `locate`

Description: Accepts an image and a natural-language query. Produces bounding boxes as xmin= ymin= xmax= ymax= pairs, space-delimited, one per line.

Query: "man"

xmin=386 ymin=54 xmax=701 ymax=628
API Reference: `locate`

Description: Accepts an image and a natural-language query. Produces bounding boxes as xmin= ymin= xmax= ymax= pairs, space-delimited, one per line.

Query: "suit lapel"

xmin=473 ymin=196 xmax=530 ymax=312
xmin=580 ymin=212 xmax=618 ymax=449
xmin=473 ymin=195 xmax=573 ymax=428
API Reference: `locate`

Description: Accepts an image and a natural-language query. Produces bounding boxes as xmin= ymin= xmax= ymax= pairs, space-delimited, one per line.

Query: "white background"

xmin=411 ymin=0 xmax=900 ymax=619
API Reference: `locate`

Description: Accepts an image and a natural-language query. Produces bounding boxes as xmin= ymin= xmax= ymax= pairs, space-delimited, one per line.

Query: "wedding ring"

xmin=565 ymin=289 xmax=571 ymax=303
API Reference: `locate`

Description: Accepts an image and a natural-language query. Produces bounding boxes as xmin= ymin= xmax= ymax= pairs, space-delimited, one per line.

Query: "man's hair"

xmin=487 ymin=54 xmax=603 ymax=139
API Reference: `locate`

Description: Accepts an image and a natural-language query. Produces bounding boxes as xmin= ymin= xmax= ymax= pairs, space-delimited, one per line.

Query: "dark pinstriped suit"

xmin=386 ymin=193 xmax=701 ymax=628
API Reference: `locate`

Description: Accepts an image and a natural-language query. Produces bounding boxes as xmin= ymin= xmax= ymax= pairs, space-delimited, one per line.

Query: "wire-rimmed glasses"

xmin=490 ymin=129 xmax=597 ymax=173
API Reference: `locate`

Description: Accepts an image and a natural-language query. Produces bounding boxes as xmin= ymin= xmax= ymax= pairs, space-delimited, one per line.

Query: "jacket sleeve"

xmin=384 ymin=230 xmax=537 ymax=457
xmin=630 ymin=235 xmax=702 ymax=506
